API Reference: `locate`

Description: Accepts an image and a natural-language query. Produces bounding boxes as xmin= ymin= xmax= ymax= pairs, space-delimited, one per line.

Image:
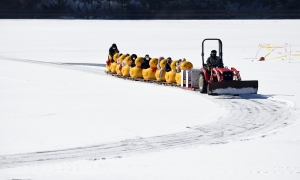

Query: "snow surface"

xmin=0 ymin=19 xmax=300 ymax=180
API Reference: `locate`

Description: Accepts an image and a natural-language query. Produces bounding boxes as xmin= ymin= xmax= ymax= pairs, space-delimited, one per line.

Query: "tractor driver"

xmin=206 ymin=50 xmax=223 ymax=68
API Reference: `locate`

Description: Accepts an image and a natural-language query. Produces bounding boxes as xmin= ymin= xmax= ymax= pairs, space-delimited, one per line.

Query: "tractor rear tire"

xmin=199 ymin=73 xmax=207 ymax=93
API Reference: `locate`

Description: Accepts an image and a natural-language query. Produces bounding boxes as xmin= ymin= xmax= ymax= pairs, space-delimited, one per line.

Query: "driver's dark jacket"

xmin=206 ymin=56 xmax=223 ymax=67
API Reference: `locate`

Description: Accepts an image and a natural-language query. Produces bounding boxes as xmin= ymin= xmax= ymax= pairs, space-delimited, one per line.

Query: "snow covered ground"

xmin=0 ymin=19 xmax=300 ymax=180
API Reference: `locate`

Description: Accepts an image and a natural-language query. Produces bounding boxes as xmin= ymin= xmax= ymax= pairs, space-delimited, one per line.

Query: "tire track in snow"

xmin=0 ymin=57 xmax=299 ymax=169
xmin=0 ymin=56 xmax=106 ymax=76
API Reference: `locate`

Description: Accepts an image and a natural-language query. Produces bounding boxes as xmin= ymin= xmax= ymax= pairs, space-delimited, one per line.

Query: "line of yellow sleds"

xmin=105 ymin=52 xmax=194 ymax=87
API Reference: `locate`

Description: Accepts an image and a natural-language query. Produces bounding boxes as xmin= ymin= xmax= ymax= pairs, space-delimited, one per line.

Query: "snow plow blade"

xmin=208 ymin=81 xmax=258 ymax=95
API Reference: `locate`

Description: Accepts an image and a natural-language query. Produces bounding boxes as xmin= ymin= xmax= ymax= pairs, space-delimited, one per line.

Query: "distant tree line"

xmin=1 ymin=0 xmax=299 ymax=11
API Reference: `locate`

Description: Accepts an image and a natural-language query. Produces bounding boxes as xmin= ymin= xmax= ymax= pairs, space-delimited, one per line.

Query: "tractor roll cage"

xmin=201 ymin=38 xmax=223 ymax=67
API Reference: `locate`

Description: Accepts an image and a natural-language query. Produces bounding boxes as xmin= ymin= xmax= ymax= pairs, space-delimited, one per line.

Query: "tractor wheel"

xmin=199 ymin=73 xmax=207 ymax=93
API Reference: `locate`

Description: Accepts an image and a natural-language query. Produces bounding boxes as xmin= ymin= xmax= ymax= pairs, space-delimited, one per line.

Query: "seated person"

xmin=130 ymin=54 xmax=137 ymax=67
xmin=109 ymin=43 xmax=118 ymax=59
xmin=165 ymin=57 xmax=172 ymax=72
xmin=176 ymin=59 xmax=182 ymax=73
xmin=206 ymin=50 xmax=223 ymax=68
xmin=141 ymin=54 xmax=151 ymax=69
xmin=157 ymin=56 xmax=165 ymax=70
xmin=111 ymin=49 xmax=119 ymax=63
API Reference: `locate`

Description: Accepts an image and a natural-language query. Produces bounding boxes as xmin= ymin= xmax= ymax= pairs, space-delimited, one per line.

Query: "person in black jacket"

xmin=130 ymin=54 xmax=137 ymax=67
xmin=165 ymin=57 xmax=172 ymax=72
xmin=109 ymin=43 xmax=118 ymax=58
xmin=141 ymin=54 xmax=151 ymax=69
xmin=206 ymin=50 xmax=223 ymax=68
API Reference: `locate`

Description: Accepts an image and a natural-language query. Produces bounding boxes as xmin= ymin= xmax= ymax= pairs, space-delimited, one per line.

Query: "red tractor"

xmin=198 ymin=39 xmax=258 ymax=95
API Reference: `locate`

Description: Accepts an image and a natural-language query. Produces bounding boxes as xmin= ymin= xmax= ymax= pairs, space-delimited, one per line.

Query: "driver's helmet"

xmin=210 ymin=50 xmax=217 ymax=57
